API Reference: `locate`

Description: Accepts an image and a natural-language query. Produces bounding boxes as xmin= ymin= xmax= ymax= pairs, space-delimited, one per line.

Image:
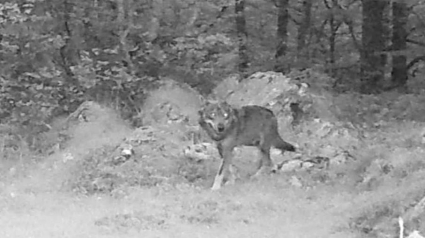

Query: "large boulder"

xmin=213 ymin=71 xmax=339 ymax=130
xmin=138 ymin=79 xmax=204 ymax=126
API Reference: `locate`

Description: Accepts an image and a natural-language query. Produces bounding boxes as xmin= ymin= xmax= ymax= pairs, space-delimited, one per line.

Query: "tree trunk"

xmin=391 ymin=1 xmax=408 ymax=90
xmin=328 ymin=15 xmax=336 ymax=77
xmin=235 ymin=0 xmax=248 ymax=75
xmin=360 ymin=0 xmax=389 ymax=93
xmin=325 ymin=0 xmax=341 ymax=77
xmin=59 ymin=0 xmax=78 ymax=82
xmin=275 ymin=0 xmax=290 ymax=73
xmin=116 ymin=0 xmax=135 ymax=75
xmin=296 ymin=0 xmax=313 ymax=64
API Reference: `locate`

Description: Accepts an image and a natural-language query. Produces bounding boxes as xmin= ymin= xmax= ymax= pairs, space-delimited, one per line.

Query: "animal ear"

xmin=200 ymin=96 xmax=211 ymax=106
xmin=220 ymin=100 xmax=232 ymax=109
xmin=201 ymin=99 xmax=212 ymax=107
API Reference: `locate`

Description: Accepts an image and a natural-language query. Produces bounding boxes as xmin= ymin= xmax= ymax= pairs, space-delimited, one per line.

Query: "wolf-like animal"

xmin=198 ymin=101 xmax=296 ymax=190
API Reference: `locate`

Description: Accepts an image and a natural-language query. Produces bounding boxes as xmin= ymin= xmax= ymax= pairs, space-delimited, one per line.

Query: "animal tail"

xmin=273 ymin=136 xmax=296 ymax=153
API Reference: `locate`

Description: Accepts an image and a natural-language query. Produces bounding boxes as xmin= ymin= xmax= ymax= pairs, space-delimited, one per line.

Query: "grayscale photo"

xmin=0 ymin=0 xmax=424 ymax=237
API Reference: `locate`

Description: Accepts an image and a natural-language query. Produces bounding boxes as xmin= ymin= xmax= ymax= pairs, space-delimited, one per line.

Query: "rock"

xmin=274 ymin=158 xmax=303 ymax=172
xmin=183 ymin=143 xmax=219 ymax=162
xmin=289 ymin=176 xmax=303 ymax=188
xmin=214 ymin=71 xmax=309 ymax=129
xmin=139 ymin=79 xmax=203 ymax=126
xmin=213 ymin=71 xmax=343 ymax=132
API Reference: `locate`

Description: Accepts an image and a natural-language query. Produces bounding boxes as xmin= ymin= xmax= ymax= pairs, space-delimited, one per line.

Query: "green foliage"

xmin=67 ymin=145 xmax=165 ymax=195
xmin=170 ymin=33 xmax=236 ymax=75
xmin=0 ymin=1 xmax=75 ymax=134
xmin=1 ymin=0 xmax=425 ymax=150
xmin=0 ymin=0 xmax=239 ymax=138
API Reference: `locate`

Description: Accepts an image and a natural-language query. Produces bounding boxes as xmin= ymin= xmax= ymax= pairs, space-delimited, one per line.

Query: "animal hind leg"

xmin=226 ymin=164 xmax=239 ymax=185
xmin=253 ymin=146 xmax=273 ymax=178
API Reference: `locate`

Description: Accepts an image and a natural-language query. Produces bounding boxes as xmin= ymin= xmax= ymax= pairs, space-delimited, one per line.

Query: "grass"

xmin=0 ymin=173 xmax=360 ymax=238
xmin=2 ymin=96 xmax=425 ymax=238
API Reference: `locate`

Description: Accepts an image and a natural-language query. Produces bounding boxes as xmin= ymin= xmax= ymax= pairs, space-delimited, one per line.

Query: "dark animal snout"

xmin=217 ymin=123 xmax=225 ymax=132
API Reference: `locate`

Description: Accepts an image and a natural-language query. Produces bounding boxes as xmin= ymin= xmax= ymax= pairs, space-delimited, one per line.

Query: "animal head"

xmin=198 ymin=101 xmax=237 ymax=139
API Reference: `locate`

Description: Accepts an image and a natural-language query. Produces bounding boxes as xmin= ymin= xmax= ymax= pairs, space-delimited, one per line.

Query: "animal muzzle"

xmin=216 ymin=123 xmax=225 ymax=133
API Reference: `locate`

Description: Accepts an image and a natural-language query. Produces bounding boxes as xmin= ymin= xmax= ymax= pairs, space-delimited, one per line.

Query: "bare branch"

xmin=406 ymin=38 xmax=425 ymax=48
xmin=407 ymin=55 xmax=425 ymax=70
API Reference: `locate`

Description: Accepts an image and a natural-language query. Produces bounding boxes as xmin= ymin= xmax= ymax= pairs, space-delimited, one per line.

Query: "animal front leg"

xmin=211 ymin=146 xmax=233 ymax=190
xmin=212 ymin=159 xmax=225 ymax=190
